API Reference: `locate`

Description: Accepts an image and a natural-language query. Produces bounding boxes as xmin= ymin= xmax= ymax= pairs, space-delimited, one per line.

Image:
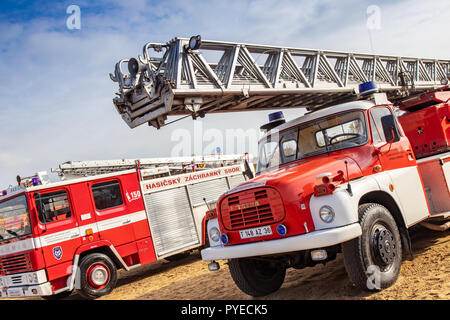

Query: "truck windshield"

xmin=257 ymin=110 xmax=367 ymax=173
xmin=0 ymin=195 xmax=32 ymax=240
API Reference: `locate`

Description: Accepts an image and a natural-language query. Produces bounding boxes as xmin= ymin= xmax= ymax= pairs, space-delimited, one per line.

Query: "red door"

xmin=87 ymin=178 xmax=136 ymax=247
xmin=32 ymin=188 xmax=81 ymax=287
xmin=69 ymin=183 xmax=100 ymax=246
xmin=369 ymin=106 xmax=415 ymax=170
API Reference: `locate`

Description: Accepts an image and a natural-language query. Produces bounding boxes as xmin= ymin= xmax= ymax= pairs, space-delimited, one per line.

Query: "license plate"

xmin=7 ymin=288 xmax=24 ymax=297
xmin=239 ymin=226 xmax=272 ymax=239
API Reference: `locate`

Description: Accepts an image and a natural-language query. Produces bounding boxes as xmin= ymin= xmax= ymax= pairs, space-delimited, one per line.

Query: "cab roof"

xmin=262 ymin=100 xmax=377 ymax=139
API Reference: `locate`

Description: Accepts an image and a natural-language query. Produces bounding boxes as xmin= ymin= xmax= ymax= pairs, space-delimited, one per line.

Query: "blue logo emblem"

xmin=53 ymin=246 xmax=63 ymax=260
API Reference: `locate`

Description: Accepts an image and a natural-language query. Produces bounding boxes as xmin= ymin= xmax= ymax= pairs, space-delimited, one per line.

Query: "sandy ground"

xmin=54 ymin=225 xmax=449 ymax=300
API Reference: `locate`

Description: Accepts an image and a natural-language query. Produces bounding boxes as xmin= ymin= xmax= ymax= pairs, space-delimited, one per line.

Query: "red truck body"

xmin=0 ymin=170 xmax=148 ymax=297
xmin=398 ymin=90 xmax=450 ymax=158
xmin=0 ymin=160 xmax=247 ymax=299
xmin=202 ymin=88 xmax=450 ymax=296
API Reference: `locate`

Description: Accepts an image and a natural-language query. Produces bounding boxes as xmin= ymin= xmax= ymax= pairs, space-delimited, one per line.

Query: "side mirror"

xmin=381 ymin=115 xmax=400 ymax=143
xmin=243 ymin=159 xmax=254 ymax=180
xmin=34 ymin=192 xmax=47 ymax=233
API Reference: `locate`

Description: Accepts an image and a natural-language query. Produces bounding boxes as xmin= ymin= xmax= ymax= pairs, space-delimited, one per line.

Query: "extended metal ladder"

xmin=110 ymin=35 xmax=450 ymax=129
xmin=52 ymin=154 xmax=250 ymax=179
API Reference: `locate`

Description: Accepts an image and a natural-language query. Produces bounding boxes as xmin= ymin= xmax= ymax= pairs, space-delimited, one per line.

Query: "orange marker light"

xmin=206 ymin=210 xmax=217 ymax=220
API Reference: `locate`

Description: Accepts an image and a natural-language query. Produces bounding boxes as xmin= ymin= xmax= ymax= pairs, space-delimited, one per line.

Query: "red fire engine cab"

xmin=0 ymin=155 xmax=252 ymax=299
xmin=201 ymin=83 xmax=450 ymax=296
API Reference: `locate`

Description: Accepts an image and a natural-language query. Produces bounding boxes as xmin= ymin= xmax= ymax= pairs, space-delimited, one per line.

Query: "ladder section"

xmin=52 ymin=154 xmax=250 ymax=179
xmin=110 ymin=36 xmax=450 ymax=129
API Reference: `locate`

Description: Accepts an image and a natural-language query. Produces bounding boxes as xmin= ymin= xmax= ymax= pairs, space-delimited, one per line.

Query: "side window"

xmin=280 ymin=129 xmax=298 ymax=163
xmin=282 ymin=140 xmax=297 ymax=157
xmin=369 ymin=112 xmax=382 ymax=143
xmin=370 ymin=107 xmax=400 ymax=142
xmin=35 ymin=190 xmax=72 ymax=224
xmin=91 ymin=181 xmax=123 ymax=211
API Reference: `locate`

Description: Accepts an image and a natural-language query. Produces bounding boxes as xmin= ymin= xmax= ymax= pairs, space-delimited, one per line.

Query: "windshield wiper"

xmin=6 ymin=229 xmax=19 ymax=237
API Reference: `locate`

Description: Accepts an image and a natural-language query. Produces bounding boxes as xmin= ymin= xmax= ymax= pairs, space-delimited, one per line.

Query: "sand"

xmin=10 ymin=225 xmax=449 ymax=300
xmin=93 ymin=226 xmax=449 ymax=300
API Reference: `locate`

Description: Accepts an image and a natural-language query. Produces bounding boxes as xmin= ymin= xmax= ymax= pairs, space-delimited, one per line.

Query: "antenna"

xmin=203 ymin=197 xmax=212 ymax=210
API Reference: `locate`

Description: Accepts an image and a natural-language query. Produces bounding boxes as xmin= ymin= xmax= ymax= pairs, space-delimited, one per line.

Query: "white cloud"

xmin=0 ymin=0 xmax=449 ymax=185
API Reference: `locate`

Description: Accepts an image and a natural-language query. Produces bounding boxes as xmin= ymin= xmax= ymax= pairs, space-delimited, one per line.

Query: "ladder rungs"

xmin=111 ymin=36 xmax=450 ymax=129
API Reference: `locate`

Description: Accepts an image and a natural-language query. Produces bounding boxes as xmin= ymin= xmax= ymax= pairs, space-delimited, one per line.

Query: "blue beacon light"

xmin=277 ymin=224 xmax=287 ymax=236
xmin=268 ymin=111 xmax=284 ymax=123
xmin=260 ymin=111 xmax=286 ymax=131
xmin=358 ymin=81 xmax=379 ymax=96
xmin=221 ymin=234 xmax=229 ymax=244
xmin=32 ymin=178 xmax=40 ymax=186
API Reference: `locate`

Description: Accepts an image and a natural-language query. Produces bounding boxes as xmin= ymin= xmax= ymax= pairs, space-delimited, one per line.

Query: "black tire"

xmin=78 ymin=253 xmax=117 ymax=300
xmin=164 ymin=252 xmax=190 ymax=262
xmin=342 ymin=203 xmax=402 ymax=291
xmin=41 ymin=290 xmax=73 ymax=300
xmin=228 ymin=258 xmax=286 ymax=297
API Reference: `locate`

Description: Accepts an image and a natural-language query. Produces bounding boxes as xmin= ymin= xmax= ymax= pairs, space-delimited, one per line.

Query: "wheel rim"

xmin=86 ymin=263 xmax=110 ymax=290
xmin=370 ymin=223 xmax=397 ymax=271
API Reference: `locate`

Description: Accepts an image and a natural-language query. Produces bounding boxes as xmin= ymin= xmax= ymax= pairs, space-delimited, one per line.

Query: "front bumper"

xmin=201 ymin=222 xmax=362 ymax=260
xmin=0 ymin=269 xmax=52 ymax=298
xmin=0 ymin=282 xmax=53 ymax=298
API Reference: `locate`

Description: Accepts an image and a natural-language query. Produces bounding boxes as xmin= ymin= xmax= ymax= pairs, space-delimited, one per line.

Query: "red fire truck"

xmin=109 ymin=35 xmax=450 ymax=297
xmin=202 ymin=84 xmax=450 ymax=296
xmin=0 ymin=155 xmax=252 ymax=299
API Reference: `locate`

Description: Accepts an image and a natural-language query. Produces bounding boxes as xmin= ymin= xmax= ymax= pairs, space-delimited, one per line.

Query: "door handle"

xmin=122 ymin=219 xmax=131 ymax=225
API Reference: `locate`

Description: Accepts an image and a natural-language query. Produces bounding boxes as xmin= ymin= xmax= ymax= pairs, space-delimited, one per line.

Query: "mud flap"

xmin=400 ymin=227 xmax=413 ymax=260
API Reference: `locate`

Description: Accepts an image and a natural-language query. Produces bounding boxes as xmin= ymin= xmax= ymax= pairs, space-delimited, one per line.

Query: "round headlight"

xmin=319 ymin=206 xmax=335 ymax=223
xmin=209 ymin=227 xmax=221 ymax=242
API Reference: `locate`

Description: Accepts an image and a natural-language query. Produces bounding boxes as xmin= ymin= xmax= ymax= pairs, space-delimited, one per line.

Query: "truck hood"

xmin=226 ymin=154 xmax=363 ymax=198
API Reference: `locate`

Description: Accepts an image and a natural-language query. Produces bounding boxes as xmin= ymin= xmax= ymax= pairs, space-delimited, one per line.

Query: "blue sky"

xmin=1 ymin=0 xmax=449 ymax=186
